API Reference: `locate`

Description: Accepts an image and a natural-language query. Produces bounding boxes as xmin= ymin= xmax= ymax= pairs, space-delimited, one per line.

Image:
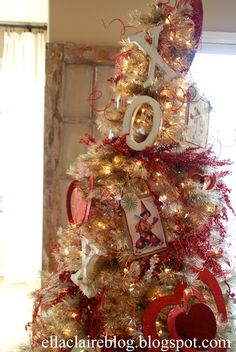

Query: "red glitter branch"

xmin=80 ymin=133 xmax=96 ymax=146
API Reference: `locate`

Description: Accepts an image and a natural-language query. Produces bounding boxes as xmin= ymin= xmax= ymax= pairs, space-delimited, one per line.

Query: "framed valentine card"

xmin=122 ymin=195 xmax=167 ymax=258
xmin=184 ymin=97 xmax=211 ymax=148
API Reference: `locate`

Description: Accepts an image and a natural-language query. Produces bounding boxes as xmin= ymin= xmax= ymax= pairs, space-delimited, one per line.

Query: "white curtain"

xmin=0 ymin=31 xmax=46 ymax=282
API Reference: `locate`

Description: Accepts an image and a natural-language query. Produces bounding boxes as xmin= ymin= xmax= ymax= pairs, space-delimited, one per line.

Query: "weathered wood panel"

xmin=43 ymin=43 xmax=118 ymax=271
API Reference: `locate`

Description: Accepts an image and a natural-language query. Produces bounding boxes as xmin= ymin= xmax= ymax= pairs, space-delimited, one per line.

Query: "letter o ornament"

xmin=122 ymin=96 xmax=162 ymax=151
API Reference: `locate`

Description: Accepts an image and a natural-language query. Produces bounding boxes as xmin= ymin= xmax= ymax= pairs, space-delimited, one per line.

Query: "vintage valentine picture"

xmin=123 ymin=195 xmax=167 ymax=257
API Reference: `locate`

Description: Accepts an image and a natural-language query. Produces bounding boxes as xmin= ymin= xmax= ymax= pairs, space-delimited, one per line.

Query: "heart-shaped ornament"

xmin=188 ymin=168 xmax=216 ymax=190
xmin=66 ymin=176 xmax=94 ymax=227
xmin=142 ymin=268 xmax=227 ymax=352
xmin=168 ymin=303 xmax=217 ymax=352
xmin=177 ymin=303 xmax=216 ymax=341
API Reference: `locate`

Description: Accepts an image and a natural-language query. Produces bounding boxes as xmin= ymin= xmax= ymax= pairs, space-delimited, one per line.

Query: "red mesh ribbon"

xmin=189 ymin=0 xmax=203 ymax=44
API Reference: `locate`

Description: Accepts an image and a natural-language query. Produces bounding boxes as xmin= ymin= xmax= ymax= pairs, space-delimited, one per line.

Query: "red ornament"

xmin=142 ymin=268 xmax=227 ymax=352
xmin=176 ymin=304 xmax=216 ymax=341
xmin=168 ymin=302 xmax=217 ymax=352
xmin=66 ymin=176 xmax=94 ymax=226
xmin=188 ymin=168 xmax=216 ymax=190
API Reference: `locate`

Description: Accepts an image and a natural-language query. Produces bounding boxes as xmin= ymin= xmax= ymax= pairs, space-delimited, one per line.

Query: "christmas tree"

xmin=24 ymin=1 xmax=235 ymax=351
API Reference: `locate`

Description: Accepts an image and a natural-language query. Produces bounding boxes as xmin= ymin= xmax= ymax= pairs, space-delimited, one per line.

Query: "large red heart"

xmin=142 ymin=268 xmax=227 ymax=352
xmin=168 ymin=303 xmax=217 ymax=351
xmin=176 ymin=303 xmax=216 ymax=342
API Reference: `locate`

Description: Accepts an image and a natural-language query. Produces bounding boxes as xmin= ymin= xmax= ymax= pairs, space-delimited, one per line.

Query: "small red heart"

xmin=66 ymin=176 xmax=94 ymax=226
xmin=188 ymin=168 xmax=216 ymax=190
xmin=175 ymin=303 xmax=217 ymax=344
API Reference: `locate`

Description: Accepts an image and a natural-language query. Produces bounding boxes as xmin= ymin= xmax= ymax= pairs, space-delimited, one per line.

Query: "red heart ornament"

xmin=176 ymin=303 xmax=216 ymax=342
xmin=168 ymin=303 xmax=217 ymax=352
xmin=142 ymin=268 xmax=227 ymax=352
xmin=66 ymin=176 xmax=94 ymax=227
xmin=188 ymin=168 xmax=216 ymax=190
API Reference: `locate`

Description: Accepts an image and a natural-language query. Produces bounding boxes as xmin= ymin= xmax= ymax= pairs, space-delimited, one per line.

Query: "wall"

xmin=49 ymin=0 xmax=236 ymax=46
xmin=0 ymin=31 xmax=4 ymax=58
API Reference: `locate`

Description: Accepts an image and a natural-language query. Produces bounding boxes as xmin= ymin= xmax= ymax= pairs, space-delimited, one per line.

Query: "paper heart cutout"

xmin=168 ymin=303 xmax=217 ymax=352
xmin=66 ymin=176 xmax=94 ymax=226
xmin=188 ymin=168 xmax=216 ymax=190
xmin=142 ymin=268 xmax=227 ymax=352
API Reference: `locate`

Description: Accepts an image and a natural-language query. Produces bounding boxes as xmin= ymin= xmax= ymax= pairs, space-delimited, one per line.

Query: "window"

xmin=191 ymin=32 xmax=236 ymax=211
xmin=191 ymin=35 xmax=236 ymax=329
xmin=0 ymin=31 xmax=45 ymax=351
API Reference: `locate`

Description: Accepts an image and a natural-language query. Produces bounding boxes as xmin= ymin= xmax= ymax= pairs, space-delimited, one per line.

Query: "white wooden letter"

xmin=122 ymin=96 xmax=162 ymax=151
xmin=71 ymin=237 xmax=104 ymax=298
xmin=129 ymin=26 xmax=176 ymax=87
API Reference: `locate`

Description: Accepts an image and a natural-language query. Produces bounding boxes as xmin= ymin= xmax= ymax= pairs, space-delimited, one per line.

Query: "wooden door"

xmin=43 ymin=43 xmax=118 ymax=270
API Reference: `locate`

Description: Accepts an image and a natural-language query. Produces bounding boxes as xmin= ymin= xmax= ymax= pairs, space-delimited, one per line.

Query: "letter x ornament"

xmin=129 ymin=25 xmax=177 ymax=88
xmin=71 ymin=237 xmax=104 ymax=298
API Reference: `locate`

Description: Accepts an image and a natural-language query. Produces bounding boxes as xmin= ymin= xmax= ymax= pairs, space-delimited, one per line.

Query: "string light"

xmin=71 ymin=312 xmax=78 ymax=319
xmin=102 ymin=165 xmax=112 ymax=175
xmin=63 ymin=328 xmax=71 ymax=337
xmin=97 ymin=222 xmax=107 ymax=229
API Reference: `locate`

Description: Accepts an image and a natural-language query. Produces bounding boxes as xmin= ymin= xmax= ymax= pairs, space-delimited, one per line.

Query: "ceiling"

xmin=0 ymin=0 xmax=48 ymax=23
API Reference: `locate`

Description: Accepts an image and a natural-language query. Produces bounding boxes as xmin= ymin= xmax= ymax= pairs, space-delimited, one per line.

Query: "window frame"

xmin=200 ymin=31 xmax=236 ymax=54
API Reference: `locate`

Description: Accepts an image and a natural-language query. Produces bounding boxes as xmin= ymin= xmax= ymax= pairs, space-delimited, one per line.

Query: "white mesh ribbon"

xmin=71 ymin=237 xmax=104 ymax=298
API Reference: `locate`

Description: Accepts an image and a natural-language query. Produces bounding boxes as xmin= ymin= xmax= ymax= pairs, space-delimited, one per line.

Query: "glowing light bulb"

xmin=165 ymin=102 xmax=172 ymax=109
xmin=165 ymin=17 xmax=170 ymax=25
xmin=113 ymin=156 xmax=122 ymax=165
xmin=63 ymin=328 xmax=71 ymax=337
xmin=103 ymin=165 xmax=112 ymax=175
xmin=97 ymin=222 xmax=106 ymax=229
